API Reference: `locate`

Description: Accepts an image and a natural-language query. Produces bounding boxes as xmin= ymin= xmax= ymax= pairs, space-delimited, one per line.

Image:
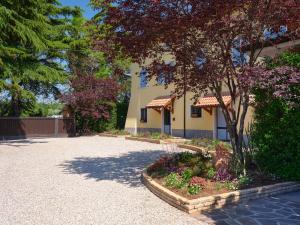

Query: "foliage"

xmin=165 ymin=173 xmax=181 ymax=188
xmin=214 ymin=144 xmax=234 ymax=181
xmin=134 ymin=132 xmax=171 ymax=140
xmin=0 ymin=0 xmax=83 ymax=116
xmin=237 ymin=175 xmax=252 ymax=188
xmin=224 ymin=181 xmax=238 ymax=191
xmin=92 ymin=0 xmax=300 ymax=169
xmin=251 ymin=51 xmax=300 ymax=181
xmin=215 ymin=182 xmax=223 ymax=191
xmin=147 ymin=156 xmax=172 ymax=177
xmin=181 ymin=169 xmax=193 ymax=183
xmin=187 ymin=138 xmax=232 ymax=151
xmin=104 ymin=129 xmax=129 ymax=136
xmin=62 ymin=75 xmax=119 ymax=133
xmin=207 ymin=168 xmax=216 ymax=180
xmin=188 ymin=185 xmax=201 ymax=195
xmin=189 ymin=177 xmax=206 ymax=187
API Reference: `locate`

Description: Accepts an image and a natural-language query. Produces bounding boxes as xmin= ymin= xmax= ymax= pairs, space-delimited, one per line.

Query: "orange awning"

xmin=146 ymin=95 xmax=175 ymax=111
xmin=196 ymin=95 xmax=232 ymax=107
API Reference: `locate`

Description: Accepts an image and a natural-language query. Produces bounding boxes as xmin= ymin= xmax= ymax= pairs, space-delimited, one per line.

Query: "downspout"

xmin=183 ymin=66 xmax=186 ymax=138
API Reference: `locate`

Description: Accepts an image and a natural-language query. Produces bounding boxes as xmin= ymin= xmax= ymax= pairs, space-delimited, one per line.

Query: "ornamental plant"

xmin=91 ymin=0 xmax=300 ymax=171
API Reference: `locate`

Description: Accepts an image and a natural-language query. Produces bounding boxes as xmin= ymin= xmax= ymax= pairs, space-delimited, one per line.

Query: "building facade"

xmin=125 ymin=62 xmax=254 ymax=140
xmin=125 ymin=40 xmax=299 ymax=140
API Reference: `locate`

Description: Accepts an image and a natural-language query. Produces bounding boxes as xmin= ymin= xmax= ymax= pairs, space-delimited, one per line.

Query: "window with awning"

xmin=146 ymin=95 xmax=175 ymax=113
xmin=195 ymin=95 xmax=232 ymax=115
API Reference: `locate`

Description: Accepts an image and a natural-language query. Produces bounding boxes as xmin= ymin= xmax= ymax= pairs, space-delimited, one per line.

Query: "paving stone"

xmin=202 ymin=211 xmax=229 ymax=220
xmin=212 ymin=220 xmax=231 ymax=225
xmin=224 ymin=219 xmax=241 ymax=225
xmin=256 ymin=219 xmax=278 ymax=225
xmin=263 ymin=202 xmax=283 ymax=209
xmin=275 ymin=208 xmax=295 ymax=216
xmin=252 ymin=212 xmax=282 ymax=219
xmin=286 ymin=202 xmax=300 ymax=209
xmin=236 ymin=217 xmax=258 ymax=225
xmin=293 ymin=208 xmax=300 ymax=214
xmin=235 ymin=207 xmax=254 ymax=216
xmin=288 ymin=215 xmax=300 ymax=221
xmin=249 ymin=206 xmax=274 ymax=213
xmin=276 ymin=219 xmax=300 ymax=225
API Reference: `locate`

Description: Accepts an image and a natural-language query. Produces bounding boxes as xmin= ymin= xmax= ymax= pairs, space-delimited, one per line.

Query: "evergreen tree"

xmin=0 ymin=0 xmax=83 ymax=116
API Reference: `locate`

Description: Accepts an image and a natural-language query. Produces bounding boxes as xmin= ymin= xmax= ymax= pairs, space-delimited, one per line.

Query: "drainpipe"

xmin=183 ymin=91 xmax=186 ymax=138
xmin=183 ymin=66 xmax=186 ymax=138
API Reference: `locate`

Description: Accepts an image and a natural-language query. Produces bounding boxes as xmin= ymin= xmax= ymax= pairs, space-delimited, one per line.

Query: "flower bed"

xmin=133 ymin=132 xmax=172 ymax=140
xmin=125 ymin=132 xmax=177 ymax=144
xmin=99 ymin=130 xmax=130 ymax=137
xmin=146 ymin=144 xmax=282 ymax=200
xmin=184 ymin=138 xmax=232 ymax=152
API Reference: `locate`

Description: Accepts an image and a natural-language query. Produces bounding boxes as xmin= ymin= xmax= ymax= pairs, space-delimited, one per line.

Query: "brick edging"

xmin=142 ymin=171 xmax=300 ymax=214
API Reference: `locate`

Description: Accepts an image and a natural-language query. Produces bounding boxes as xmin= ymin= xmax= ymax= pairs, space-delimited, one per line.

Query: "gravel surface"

xmin=0 ymin=136 xmax=205 ymax=225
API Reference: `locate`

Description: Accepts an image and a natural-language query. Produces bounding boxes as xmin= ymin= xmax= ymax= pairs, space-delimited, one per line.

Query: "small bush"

xmin=176 ymin=152 xmax=195 ymax=163
xmin=237 ymin=175 xmax=252 ymax=188
xmin=207 ymin=168 xmax=216 ymax=179
xmin=224 ymin=181 xmax=237 ymax=191
xmin=181 ymin=168 xmax=193 ymax=182
xmin=215 ymin=182 xmax=223 ymax=191
xmin=189 ymin=176 xmax=207 ymax=187
xmin=165 ymin=173 xmax=181 ymax=188
xmin=188 ymin=185 xmax=201 ymax=195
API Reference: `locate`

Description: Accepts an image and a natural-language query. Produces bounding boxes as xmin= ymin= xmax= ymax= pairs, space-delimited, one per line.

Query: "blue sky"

xmin=60 ymin=0 xmax=96 ymax=19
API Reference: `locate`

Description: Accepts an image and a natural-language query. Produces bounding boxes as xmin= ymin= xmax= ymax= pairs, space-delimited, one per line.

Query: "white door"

xmin=217 ymin=107 xmax=230 ymax=141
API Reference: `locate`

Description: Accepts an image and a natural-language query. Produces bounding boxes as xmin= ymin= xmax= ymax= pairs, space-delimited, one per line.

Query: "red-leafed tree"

xmin=63 ymin=75 xmax=119 ymax=133
xmin=91 ymin=0 xmax=300 ymax=169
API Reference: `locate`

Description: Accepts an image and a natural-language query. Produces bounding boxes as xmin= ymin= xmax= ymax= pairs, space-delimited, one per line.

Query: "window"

xmin=191 ymin=106 xmax=202 ymax=118
xmin=140 ymin=69 xmax=148 ymax=88
xmin=140 ymin=108 xmax=147 ymax=123
xmin=156 ymin=73 xmax=165 ymax=85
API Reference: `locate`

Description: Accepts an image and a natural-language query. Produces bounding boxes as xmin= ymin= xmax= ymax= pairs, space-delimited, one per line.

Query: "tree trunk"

xmin=11 ymin=92 xmax=21 ymax=117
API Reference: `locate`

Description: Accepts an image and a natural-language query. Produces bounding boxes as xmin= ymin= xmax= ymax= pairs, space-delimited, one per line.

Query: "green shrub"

xmin=181 ymin=169 xmax=193 ymax=182
xmin=251 ymin=90 xmax=300 ymax=181
xmin=165 ymin=173 xmax=181 ymax=188
xmin=215 ymin=182 xmax=223 ymax=191
xmin=187 ymin=138 xmax=232 ymax=151
xmin=250 ymin=51 xmax=300 ymax=181
xmin=207 ymin=168 xmax=216 ymax=179
xmin=224 ymin=181 xmax=237 ymax=191
xmin=188 ymin=185 xmax=201 ymax=195
xmin=237 ymin=175 xmax=252 ymax=188
xmin=177 ymin=152 xmax=195 ymax=163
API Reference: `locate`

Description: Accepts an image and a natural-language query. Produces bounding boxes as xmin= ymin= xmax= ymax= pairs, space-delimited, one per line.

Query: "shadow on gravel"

xmin=0 ymin=139 xmax=48 ymax=148
xmin=59 ymin=150 xmax=168 ymax=187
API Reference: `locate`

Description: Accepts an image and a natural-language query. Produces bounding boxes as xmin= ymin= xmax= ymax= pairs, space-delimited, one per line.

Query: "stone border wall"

xmin=125 ymin=136 xmax=161 ymax=144
xmin=142 ymin=171 xmax=300 ymax=214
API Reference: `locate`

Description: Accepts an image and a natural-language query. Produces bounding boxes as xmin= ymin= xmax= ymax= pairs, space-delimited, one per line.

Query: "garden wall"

xmin=0 ymin=117 xmax=75 ymax=140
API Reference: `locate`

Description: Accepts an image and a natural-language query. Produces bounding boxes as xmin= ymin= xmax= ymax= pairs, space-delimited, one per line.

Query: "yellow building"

xmin=125 ymin=40 xmax=300 ymax=140
xmin=125 ymin=62 xmax=249 ymax=140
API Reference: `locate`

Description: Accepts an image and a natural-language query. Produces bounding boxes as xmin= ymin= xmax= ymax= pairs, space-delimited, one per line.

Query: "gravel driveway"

xmin=0 ymin=136 xmax=204 ymax=225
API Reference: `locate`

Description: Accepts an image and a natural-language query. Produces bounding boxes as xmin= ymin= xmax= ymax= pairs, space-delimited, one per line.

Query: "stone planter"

xmin=142 ymin=171 xmax=300 ymax=214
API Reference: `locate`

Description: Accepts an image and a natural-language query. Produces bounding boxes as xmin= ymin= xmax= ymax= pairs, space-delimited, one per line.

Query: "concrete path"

xmin=0 ymin=136 xmax=299 ymax=225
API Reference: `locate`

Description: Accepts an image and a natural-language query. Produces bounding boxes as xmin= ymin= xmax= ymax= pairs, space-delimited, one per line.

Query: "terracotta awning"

xmin=196 ymin=95 xmax=232 ymax=108
xmin=146 ymin=95 xmax=175 ymax=112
